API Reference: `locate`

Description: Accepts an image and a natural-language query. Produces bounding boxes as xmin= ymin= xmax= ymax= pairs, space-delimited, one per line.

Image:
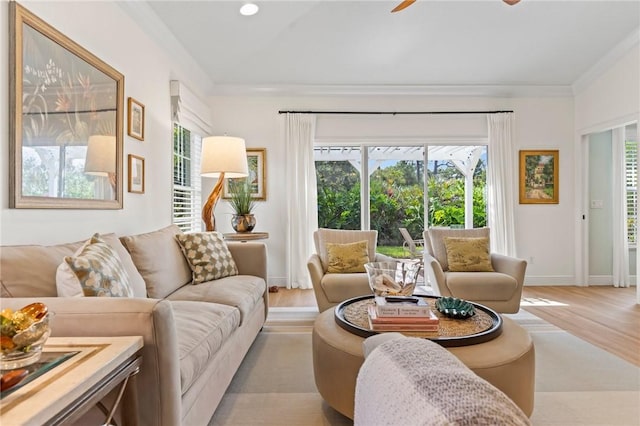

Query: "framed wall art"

xmin=127 ymin=97 xmax=145 ymax=141
xmin=224 ymin=148 xmax=267 ymax=200
xmin=128 ymin=154 xmax=145 ymax=194
xmin=9 ymin=2 xmax=124 ymax=209
xmin=519 ymin=150 xmax=559 ymax=204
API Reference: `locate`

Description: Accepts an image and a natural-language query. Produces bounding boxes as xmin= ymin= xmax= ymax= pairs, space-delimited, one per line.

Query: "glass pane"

xmin=368 ymin=146 xmax=424 ymax=258
xmin=427 ymin=145 xmax=487 ymax=229
xmin=315 ymin=146 xmax=362 ymax=230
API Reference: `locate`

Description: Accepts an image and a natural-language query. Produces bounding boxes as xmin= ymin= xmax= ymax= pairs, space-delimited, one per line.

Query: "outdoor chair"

xmin=399 ymin=227 xmax=424 ymax=259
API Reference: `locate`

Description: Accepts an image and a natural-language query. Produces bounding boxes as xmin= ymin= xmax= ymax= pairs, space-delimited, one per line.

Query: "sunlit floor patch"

xmin=520 ymin=297 xmax=568 ymax=307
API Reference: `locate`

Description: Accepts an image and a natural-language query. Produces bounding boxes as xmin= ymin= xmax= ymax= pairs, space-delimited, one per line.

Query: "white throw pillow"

xmin=56 ymin=234 xmax=133 ymax=297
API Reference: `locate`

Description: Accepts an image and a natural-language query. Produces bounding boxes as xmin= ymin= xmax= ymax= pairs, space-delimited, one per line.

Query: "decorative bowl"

xmin=435 ymin=297 xmax=476 ymax=319
xmin=1 ymin=303 xmax=51 ymax=369
xmin=364 ymin=261 xmax=422 ymax=297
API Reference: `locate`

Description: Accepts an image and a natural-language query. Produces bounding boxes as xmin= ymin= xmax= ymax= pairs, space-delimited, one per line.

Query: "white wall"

xmin=209 ymin=95 xmax=575 ymax=285
xmin=0 ymin=0 xmax=209 ymax=245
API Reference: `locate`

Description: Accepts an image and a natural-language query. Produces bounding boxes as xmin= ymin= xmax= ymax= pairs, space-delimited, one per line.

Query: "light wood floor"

xmin=268 ymin=286 xmax=640 ymax=367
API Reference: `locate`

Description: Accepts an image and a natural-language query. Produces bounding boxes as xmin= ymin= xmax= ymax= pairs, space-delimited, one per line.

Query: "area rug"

xmin=208 ymin=309 xmax=640 ymax=426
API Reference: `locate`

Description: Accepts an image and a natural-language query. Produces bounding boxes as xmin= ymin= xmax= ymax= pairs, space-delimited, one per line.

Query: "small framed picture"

xmin=223 ymin=148 xmax=267 ymax=200
xmin=519 ymin=150 xmax=559 ymax=204
xmin=128 ymin=154 xmax=145 ymax=194
xmin=127 ymin=97 xmax=145 ymax=141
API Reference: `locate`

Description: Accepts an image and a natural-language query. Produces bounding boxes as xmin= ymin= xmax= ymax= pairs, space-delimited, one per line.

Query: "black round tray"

xmin=334 ymin=295 xmax=502 ymax=347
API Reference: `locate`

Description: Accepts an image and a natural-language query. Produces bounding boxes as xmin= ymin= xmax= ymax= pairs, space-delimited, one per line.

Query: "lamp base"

xmin=202 ymin=172 xmax=225 ymax=231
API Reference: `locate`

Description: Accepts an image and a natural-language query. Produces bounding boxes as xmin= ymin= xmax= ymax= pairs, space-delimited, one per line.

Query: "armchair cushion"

xmin=326 ymin=240 xmax=369 ymax=273
xmin=443 ymin=237 xmax=494 ymax=272
xmin=427 ymin=227 xmax=489 ymax=271
xmin=446 ymin=272 xmax=518 ymax=301
xmin=314 ymin=229 xmax=377 ymax=273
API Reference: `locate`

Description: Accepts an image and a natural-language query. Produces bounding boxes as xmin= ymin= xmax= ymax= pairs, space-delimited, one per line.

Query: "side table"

xmin=223 ymin=232 xmax=269 ymax=242
xmin=0 ymin=336 xmax=143 ymax=425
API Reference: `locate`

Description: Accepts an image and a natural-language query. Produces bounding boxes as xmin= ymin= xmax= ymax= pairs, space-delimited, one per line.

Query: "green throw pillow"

xmin=443 ymin=237 xmax=494 ymax=272
xmin=175 ymin=232 xmax=238 ymax=284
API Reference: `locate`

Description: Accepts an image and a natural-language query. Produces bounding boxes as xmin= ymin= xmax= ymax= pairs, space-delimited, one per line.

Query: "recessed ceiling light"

xmin=240 ymin=3 xmax=259 ymax=16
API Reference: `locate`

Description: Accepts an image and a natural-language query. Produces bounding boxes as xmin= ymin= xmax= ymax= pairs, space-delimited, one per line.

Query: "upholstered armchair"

xmin=307 ymin=228 xmax=392 ymax=312
xmin=422 ymin=227 xmax=527 ymax=313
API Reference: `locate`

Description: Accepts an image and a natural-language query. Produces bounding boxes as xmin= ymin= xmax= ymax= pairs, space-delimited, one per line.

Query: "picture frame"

xmin=9 ymin=2 xmax=124 ymax=209
xmin=127 ymin=98 xmax=145 ymax=141
xmin=128 ymin=154 xmax=145 ymax=194
xmin=519 ymin=150 xmax=559 ymax=204
xmin=224 ymin=148 xmax=267 ymax=200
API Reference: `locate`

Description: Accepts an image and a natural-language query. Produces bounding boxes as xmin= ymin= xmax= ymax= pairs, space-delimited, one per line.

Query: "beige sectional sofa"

xmin=0 ymin=224 xmax=268 ymax=425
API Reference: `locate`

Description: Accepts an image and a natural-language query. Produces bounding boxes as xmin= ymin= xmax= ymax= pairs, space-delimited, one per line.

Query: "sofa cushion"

xmin=120 ymin=225 xmax=192 ymax=299
xmin=57 ymin=234 xmax=134 ymax=297
xmin=427 ymin=227 xmax=490 ymax=271
xmin=443 ymin=237 xmax=494 ymax=272
xmin=314 ymin=229 xmax=377 ymax=273
xmin=175 ymin=232 xmax=238 ymax=284
xmin=169 ymin=300 xmax=240 ymax=395
xmin=320 ymin=273 xmax=372 ymax=303
xmin=326 ymin=241 xmax=369 ymax=273
xmin=445 ymin=271 xmax=518 ymax=301
xmin=166 ymin=275 xmax=265 ymax=324
xmin=0 ymin=234 xmax=146 ymax=298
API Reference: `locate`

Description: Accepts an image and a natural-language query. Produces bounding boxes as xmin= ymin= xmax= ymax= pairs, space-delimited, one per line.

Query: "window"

xmin=315 ymin=143 xmax=487 ymax=257
xmin=173 ymin=123 xmax=202 ymax=232
xmin=626 ymin=137 xmax=637 ymax=245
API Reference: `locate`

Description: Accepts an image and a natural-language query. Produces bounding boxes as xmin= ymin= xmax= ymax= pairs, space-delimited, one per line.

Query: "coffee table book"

xmin=374 ymin=296 xmax=432 ymax=317
xmin=367 ymin=306 xmax=439 ymax=331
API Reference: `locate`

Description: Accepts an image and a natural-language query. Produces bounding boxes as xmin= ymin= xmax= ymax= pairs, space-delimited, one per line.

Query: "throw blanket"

xmin=354 ymin=335 xmax=531 ymax=426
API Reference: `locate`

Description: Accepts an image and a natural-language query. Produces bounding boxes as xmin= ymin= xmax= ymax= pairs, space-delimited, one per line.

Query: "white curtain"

xmin=612 ymin=127 xmax=630 ymax=287
xmin=486 ymin=113 xmax=517 ymax=257
xmin=283 ymin=113 xmax=318 ymax=289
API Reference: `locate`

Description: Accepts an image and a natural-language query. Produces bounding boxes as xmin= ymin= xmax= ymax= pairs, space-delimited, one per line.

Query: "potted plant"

xmin=228 ymin=178 xmax=256 ymax=232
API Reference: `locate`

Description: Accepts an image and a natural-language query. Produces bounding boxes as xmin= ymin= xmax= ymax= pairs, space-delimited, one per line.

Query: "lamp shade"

xmin=84 ymin=135 xmax=116 ymax=175
xmin=201 ymin=136 xmax=249 ymax=178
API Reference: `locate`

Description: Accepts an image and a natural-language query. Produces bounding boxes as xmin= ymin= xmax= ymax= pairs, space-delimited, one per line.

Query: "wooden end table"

xmin=0 ymin=336 xmax=143 ymax=425
xmin=223 ymin=232 xmax=269 ymax=242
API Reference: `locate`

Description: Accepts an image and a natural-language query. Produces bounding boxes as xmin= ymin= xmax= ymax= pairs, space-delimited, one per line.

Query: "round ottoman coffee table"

xmin=312 ymin=296 xmax=535 ymax=420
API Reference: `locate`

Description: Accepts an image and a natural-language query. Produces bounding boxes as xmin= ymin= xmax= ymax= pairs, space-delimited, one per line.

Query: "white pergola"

xmin=314 ymin=145 xmax=484 ymax=228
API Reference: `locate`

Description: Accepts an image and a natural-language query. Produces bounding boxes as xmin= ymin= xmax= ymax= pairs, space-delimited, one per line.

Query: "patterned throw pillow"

xmin=174 ymin=232 xmax=238 ymax=284
xmin=326 ymin=240 xmax=370 ymax=273
xmin=443 ymin=237 xmax=494 ymax=272
xmin=57 ymin=234 xmax=134 ymax=297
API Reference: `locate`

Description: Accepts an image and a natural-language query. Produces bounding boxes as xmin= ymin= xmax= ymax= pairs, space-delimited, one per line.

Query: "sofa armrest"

xmin=3 ymin=297 xmax=181 ymax=426
xmin=373 ymin=253 xmax=395 ymax=262
xmin=227 ymin=242 xmax=267 ymax=282
xmin=491 ymin=254 xmax=527 ymax=288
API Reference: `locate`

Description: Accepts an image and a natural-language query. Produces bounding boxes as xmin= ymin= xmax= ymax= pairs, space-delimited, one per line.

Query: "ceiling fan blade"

xmin=391 ymin=0 xmax=417 ymax=13
xmin=503 ymin=0 xmax=521 ymax=5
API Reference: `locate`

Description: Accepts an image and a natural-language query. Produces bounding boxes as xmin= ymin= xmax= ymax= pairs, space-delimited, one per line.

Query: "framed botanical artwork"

xmin=9 ymin=2 xmax=124 ymax=209
xmin=224 ymin=148 xmax=267 ymax=200
xmin=127 ymin=97 xmax=145 ymax=141
xmin=128 ymin=154 xmax=145 ymax=194
xmin=519 ymin=150 xmax=559 ymax=204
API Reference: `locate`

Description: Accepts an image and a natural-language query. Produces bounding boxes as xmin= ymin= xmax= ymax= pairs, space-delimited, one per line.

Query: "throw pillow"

xmin=443 ymin=237 xmax=494 ymax=272
xmin=175 ymin=232 xmax=238 ymax=284
xmin=56 ymin=234 xmax=134 ymax=297
xmin=326 ymin=240 xmax=370 ymax=273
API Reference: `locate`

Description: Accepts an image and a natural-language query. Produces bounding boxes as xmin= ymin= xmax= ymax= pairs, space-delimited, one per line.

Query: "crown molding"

xmin=572 ymin=27 xmax=640 ymax=95
xmin=209 ymin=84 xmax=573 ymax=98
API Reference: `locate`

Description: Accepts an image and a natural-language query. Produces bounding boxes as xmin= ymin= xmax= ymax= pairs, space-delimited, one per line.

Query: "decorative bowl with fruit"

xmin=1 ymin=303 xmax=51 ymax=370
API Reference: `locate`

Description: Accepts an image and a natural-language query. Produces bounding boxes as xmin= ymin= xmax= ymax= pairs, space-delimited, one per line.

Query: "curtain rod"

xmin=277 ymin=110 xmax=513 ymax=115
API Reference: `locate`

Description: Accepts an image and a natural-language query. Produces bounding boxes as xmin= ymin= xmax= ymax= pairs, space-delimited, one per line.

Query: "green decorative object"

xmin=435 ymin=297 xmax=476 ymax=319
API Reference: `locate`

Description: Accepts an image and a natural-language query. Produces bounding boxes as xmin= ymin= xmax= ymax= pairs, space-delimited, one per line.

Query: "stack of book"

xmin=367 ymin=296 xmax=440 ymax=332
